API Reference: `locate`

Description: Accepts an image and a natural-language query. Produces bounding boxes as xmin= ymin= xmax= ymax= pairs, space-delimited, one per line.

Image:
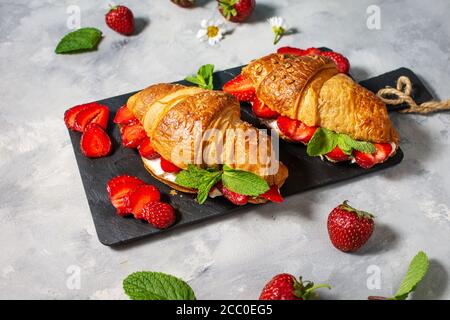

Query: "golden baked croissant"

xmin=126 ymin=83 xmax=288 ymax=204
xmin=224 ymin=53 xmax=399 ymax=169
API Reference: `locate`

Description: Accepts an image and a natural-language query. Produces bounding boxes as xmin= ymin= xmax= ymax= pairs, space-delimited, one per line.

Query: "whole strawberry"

xmin=218 ymin=0 xmax=255 ymax=23
xmin=320 ymin=51 xmax=350 ymax=74
xmin=105 ymin=5 xmax=135 ymax=36
xmin=259 ymin=273 xmax=330 ymax=300
xmin=142 ymin=201 xmax=176 ymax=229
xmin=171 ymin=0 xmax=195 ymax=7
xmin=327 ymin=201 xmax=375 ymax=252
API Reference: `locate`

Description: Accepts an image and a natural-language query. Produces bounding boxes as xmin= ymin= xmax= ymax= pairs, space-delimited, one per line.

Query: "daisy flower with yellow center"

xmin=268 ymin=16 xmax=288 ymax=45
xmin=196 ymin=19 xmax=226 ymax=46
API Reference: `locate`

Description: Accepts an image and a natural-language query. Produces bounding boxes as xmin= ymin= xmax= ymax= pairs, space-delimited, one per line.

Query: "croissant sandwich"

xmin=223 ymin=52 xmax=399 ymax=169
xmin=122 ymin=83 xmax=288 ymax=205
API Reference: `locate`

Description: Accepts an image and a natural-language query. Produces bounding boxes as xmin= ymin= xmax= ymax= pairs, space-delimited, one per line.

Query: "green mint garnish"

xmin=307 ymin=127 xmax=375 ymax=157
xmin=123 ymin=271 xmax=196 ymax=300
xmin=391 ymin=251 xmax=429 ymax=300
xmin=55 ymin=27 xmax=102 ymax=54
xmin=222 ymin=165 xmax=269 ymax=197
xmin=185 ymin=64 xmax=215 ymax=90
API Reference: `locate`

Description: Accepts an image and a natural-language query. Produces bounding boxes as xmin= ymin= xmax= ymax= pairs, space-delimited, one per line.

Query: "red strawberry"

xmin=327 ymin=201 xmax=375 ymax=252
xmin=114 ymin=105 xmax=138 ymax=125
xmin=171 ymin=0 xmax=195 ymax=7
xmin=305 ymin=47 xmax=322 ymax=55
xmin=73 ymin=103 xmax=109 ymax=132
xmin=120 ymin=123 xmax=147 ymax=148
xmin=223 ymin=74 xmax=256 ymax=102
xmin=127 ymin=185 xmax=161 ymax=219
xmin=80 ymin=124 xmax=112 ymax=158
xmin=105 ymin=5 xmax=134 ymax=36
xmin=354 ymin=143 xmax=393 ymax=169
xmin=138 ymin=137 xmax=160 ymax=160
xmin=64 ymin=102 xmax=98 ymax=130
xmin=142 ymin=201 xmax=176 ymax=229
xmin=260 ymin=185 xmax=283 ymax=203
xmin=277 ymin=46 xmax=307 ymax=56
xmin=320 ymin=51 xmax=350 ymax=74
xmin=218 ymin=0 xmax=255 ymax=23
xmin=107 ymin=175 xmax=145 ymax=216
xmin=276 ymin=116 xmax=317 ymax=144
xmin=326 ymin=146 xmax=350 ymax=162
xmin=259 ymin=273 xmax=330 ymax=300
xmin=217 ymin=182 xmax=248 ymax=205
xmin=252 ymin=98 xmax=280 ymax=119
xmin=160 ymin=157 xmax=181 ymax=173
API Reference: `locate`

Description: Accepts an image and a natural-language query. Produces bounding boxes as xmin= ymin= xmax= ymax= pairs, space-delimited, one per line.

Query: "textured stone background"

xmin=0 ymin=0 xmax=449 ymax=299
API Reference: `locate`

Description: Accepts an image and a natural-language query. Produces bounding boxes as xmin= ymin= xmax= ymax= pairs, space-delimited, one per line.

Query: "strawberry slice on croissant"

xmin=224 ymin=53 xmax=399 ymax=169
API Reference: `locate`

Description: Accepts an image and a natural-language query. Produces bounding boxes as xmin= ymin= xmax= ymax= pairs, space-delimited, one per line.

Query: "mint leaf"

xmin=197 ymin=171 xmax=222 ymax=204
xmin=307 ymin=128 xmax=338 ymax=156
xmin=55 ymin=27 xmax=102 ymax=54
xmin=222 ymin=165 xmax=269 ymax=196
xmin=392 ymin=251 xmax=429 ymax=300
xmin=185 ymin=64 xmax=214 ymax=90
xmin=175 ymin=165 xmax=209 ymax=189
xmin=123 ymin=271 xmax=196 ymax=300
xmin=338 ymin=134 xmax=376 ymax=154
xmin=336 ymin=135 xmax=353 ymax=155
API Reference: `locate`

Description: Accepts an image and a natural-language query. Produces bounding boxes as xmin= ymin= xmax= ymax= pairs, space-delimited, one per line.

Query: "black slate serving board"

xmin=68 ymin=60 xmax=433 ymax=246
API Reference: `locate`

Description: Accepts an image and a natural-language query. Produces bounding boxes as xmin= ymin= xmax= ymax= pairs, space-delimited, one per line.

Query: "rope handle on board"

xmin=377 ymin=76 xmax=450 ymax=114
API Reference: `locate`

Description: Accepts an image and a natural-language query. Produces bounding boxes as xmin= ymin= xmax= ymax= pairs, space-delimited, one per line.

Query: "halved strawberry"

xmin=326 ymin=146 xmax=350 ymax=162
xmin=354 ymin=143 xmax=393 ymax=169
xmin=138 ymin=137 xmax=160 ymax=160
xmin=260 ymin=185 xmax=283 ymax=203
xmin=276 ymin=116 xmax=318 ymax=144
xmin=160 ymin=157 xmax=181 ymax=173
xmin=127 ymin=185 xmax=161 ymax=219
xmin=74 ymin=103 xmax=109 ymax=132
xmin=320 ymin=51 xmax=350 ymax=74
xmin=252 ymin=98 xmax=280 ymax=119
xmin=305 ymin=47 xmax=322 ymax=55
xmin=114 ymin=105 xmax=138 ymax=125
xmin=107 ymin=175 xmax=146 ymax=216
xmin=64 ymin=103 xmax=98 ymax=130
xmin=223 ymin=74 xmax=256 ymax=102
xmin=217 ymin=183 xmax=248 ymax=206
xmin=277 ymin=47 xmax=307 ymax=56
xmin=120 ymin=123 xmax=147 ymax=148
xmin=80 ymin=123 xmax=112 ymax=158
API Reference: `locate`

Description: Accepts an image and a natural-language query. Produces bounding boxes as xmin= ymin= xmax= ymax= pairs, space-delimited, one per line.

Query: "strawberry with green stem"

xmin=218 ymin=0 xmax=255 ymax=23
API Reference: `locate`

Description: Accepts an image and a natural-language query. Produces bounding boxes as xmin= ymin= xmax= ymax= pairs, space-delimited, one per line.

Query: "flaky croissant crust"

xmin=242 ymin=53 xmax=399 ymax=144
xmin=126 ymin=84 xmax=288 ymax=189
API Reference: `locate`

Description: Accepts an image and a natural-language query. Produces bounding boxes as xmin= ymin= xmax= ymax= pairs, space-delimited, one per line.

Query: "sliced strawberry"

xmin=160 ymin=157 xmax=181 ymax=173
xmin=277 ymin=47 xmax=307 ymax=56
xmin=120 ymin=122 xmax=147 ymax=148
xmin=260 ymin=185 xmax=284 ymax=203
xmin=223 ymin=74 xmax=256 ymax=102
xmin=74 ymin=103 xmax=109 ymax=132
xmin=252 ymin=98 xmax=280 ymax=119
xmin=320 ymin=51 xmax=350 ymax=74
xmin=127 ymin=185 xmax=161 ymax=219
xmin=326 ymin=146 xmax=351 ymax=162
xmin=217 ymin=182 xmax=248 ymax=206
xmin=354 ymin=143 xmax=393 ymax=169
xmin=80 ymin=123 xmax=112 ymax=158
xmin=64 ymin=102 xmax=99 ymax=130
xmin=114 ymin=105 xmax=138 ymax=125
xmin=138 ymin=137 xmax=160 ymax=160
xmin=305 ymin=47 xmax=322 ymax=55
xmin=107 ymin=175 xmax=146 ymax=216
xmin=276 ymin=116 xmax=318 ymax=144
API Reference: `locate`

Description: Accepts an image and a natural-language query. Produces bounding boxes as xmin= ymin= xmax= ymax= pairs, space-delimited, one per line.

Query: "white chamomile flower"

xmin=196 ymin=19 xmax=226 ymax=46
xmin=268 ymin=16 xmax=288 ymax=45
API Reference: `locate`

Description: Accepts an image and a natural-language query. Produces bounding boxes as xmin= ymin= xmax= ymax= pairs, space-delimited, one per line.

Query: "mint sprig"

xmin=185 ymin=64 xmax=215 ymax=90
xmin=391 ymin=251 xmax=429 ymax=300
xmin=123 ymin=271 xmax=196 ymax=300
xmin=307 ymin=127 xmax=376 ymax=157
xmin=175 ymin=164 xmax=269 ymax=204
xmin=55 ymin=27 xmax=102 ymax=54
